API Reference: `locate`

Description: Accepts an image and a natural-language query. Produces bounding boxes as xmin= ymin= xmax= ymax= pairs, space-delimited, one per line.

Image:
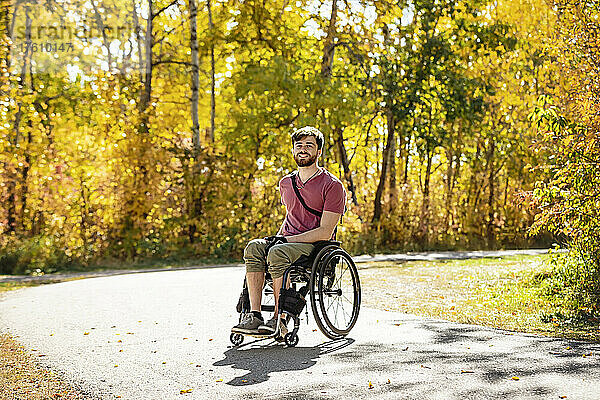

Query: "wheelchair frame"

xmin=230 ymin=240 xmax=361 ymax=347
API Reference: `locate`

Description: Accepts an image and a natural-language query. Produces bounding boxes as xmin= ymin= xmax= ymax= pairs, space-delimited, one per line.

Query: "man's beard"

xmin=294 ymin=152 xmax=318 ymax=167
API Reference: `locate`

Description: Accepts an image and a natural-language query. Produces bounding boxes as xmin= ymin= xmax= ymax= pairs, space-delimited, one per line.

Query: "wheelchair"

xmin=230 ymin=240 xmax=361 ymax=347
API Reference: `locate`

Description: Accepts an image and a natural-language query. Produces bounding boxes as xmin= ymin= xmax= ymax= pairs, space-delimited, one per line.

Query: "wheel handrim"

xmin=318 ymin=251 xmax=360 ymax=335
xmin=309 ymin=246 xmax=343 ymax=339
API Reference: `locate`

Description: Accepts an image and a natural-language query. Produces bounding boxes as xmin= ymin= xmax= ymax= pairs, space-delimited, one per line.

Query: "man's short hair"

xmin=291 ymin=126 xmax=324 ymax=150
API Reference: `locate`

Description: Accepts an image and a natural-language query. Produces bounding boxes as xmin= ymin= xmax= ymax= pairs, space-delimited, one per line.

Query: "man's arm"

xmin=285 ymin=211 xmax=341 ymax=243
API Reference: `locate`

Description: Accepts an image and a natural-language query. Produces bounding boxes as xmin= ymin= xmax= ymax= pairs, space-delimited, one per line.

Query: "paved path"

xmin=1 ymin=264 xmax=599 ymax=399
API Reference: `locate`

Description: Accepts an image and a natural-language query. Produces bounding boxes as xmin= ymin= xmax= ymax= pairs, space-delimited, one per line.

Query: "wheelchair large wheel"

xmin=310 ymin=247 xmax=361 ymax=339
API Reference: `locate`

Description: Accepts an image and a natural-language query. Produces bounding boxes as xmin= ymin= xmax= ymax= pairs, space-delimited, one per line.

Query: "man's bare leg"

xmin=272 ymin=276 xmax=283 ymax=316
xmin=247 ymin=271 xmax=265 ymax=312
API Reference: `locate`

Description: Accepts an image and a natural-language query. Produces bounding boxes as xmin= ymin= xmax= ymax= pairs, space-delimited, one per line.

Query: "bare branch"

xmin=152 ymin=0 xmax=180 ymax=20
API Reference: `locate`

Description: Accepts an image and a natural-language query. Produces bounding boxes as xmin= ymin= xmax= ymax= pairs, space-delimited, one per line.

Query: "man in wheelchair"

xmin=231 ymin=126 xmax=346 ymax=337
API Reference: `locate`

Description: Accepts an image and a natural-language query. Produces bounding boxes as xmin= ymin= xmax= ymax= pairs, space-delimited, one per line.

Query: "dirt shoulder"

xmin=0 ymin=334 xmax=89 ymax=400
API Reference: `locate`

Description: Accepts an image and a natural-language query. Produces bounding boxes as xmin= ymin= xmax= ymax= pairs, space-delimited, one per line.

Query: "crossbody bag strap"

xmin=290 ymin=172 xmax=322 ymax=218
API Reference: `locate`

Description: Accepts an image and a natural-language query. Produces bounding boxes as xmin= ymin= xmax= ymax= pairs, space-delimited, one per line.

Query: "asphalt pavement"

xmin=1 ymin=261 xmax=599 ymax=399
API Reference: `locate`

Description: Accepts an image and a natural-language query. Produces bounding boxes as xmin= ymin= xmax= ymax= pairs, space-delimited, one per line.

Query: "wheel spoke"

xmin=314 ymin=249 xmax=361 ymax=336
xmin=341 ymin=294 xmax=354 ymax=304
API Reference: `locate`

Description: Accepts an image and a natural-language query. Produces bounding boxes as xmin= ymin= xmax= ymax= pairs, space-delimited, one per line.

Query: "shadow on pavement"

xmin=213 ymin=337 xmax=354 ymax=386
xmin=324 ymin=320 xmax=600 ymax=399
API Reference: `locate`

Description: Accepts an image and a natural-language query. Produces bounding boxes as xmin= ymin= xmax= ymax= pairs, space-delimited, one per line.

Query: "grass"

xmin=359 ymin=254 xmax=600 ymax=341
xmin=0 ymin=334 xmax=85 ymax=400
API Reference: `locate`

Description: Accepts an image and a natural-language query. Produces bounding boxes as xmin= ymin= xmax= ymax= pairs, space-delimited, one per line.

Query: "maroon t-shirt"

xmin=279 ymin=168 xmax=346 ymax=238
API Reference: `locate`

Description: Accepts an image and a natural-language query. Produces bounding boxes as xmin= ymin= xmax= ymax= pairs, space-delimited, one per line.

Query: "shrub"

xmin=0 ymin=235 xmax=75 ymax=275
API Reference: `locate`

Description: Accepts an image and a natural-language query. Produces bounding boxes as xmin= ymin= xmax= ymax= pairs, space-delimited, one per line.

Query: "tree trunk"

xmin=207 ymin=0 xmax=216 ymax=143
xmin=189 ymin=0 xmax=201 ymax=151
xmin=443 ymin=147 xmax=453 ymax=229
xmin=318 ymin=0 xmax=337 ymax=168
xmin=13 ymin=7 xmax=31 ymax=147
xmin=486 ymin=138 xmax=496 ymax=249
xmin=1 ymin=2 xmax=18 ymax=83
xmin=466 ymin=142 xmax=481 ymax=210
xmin=123 ymin=0 xmax=153 ymax=239
xmin=318 ymin=0 xmax=358 ymax=205
xmin=388 ymin=133 xmax=398 ymax=214
xmin=372 ymin=109 xmax=395 ymax=223
xmin=334 ymin=127 xmax=358 ymax=205
xmin=418 ymin=141 xmax=433 ymax=246
xmin=139 ymin=0 xmax=153 ymax=119
xmin=132 ymin=0 xmax=144 ymax=83
xmin=320 ymin=0 xmax=337 ymax=79
xmin=6 ymin=5 xmax=32 ymax=233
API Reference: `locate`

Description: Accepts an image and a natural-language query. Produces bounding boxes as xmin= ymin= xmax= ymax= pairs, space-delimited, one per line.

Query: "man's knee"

xmin=266 ymin=245 xmax=291 ymax=279
xmin=244 ymin=238 xmax=268 ymax=273
xmin=266 ymin=244 xmax=290 ymax=267
xmin=244 ymin=238 xmax=266 ymax=258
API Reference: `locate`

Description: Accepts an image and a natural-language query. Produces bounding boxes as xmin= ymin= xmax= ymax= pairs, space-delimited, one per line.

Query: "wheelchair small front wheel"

xmin=284 ymin=332 xmax=299 ymax=347
xmin=230 ymin=332 xmax=244 ymax=346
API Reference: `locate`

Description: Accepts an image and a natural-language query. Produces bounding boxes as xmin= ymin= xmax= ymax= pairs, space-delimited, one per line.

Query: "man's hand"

xmin=264 ymin=235 xmax=287 ymax=253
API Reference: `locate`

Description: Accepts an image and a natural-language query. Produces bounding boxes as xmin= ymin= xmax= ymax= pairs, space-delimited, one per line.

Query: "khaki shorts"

xmin=244 ymin=238 xmax=314 ymax=279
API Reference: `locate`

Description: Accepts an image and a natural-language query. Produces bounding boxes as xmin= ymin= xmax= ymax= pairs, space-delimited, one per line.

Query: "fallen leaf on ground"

xmin=386 ymin=379 xmax=391 ymax=384
xmin=368 ymin=381 xmax=373 ymax=389
xmin=180 ymin=389 xmax=193 ymax=394
xmin=83 ymin=332 xmax=89 ymax=335
xmin=511 ymin=376 xmax=520 ymax=381
xmin=216 ymin=379 xmax=223 ymax=382
xmin=461 ymin=370 xmax=474 ymax=374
